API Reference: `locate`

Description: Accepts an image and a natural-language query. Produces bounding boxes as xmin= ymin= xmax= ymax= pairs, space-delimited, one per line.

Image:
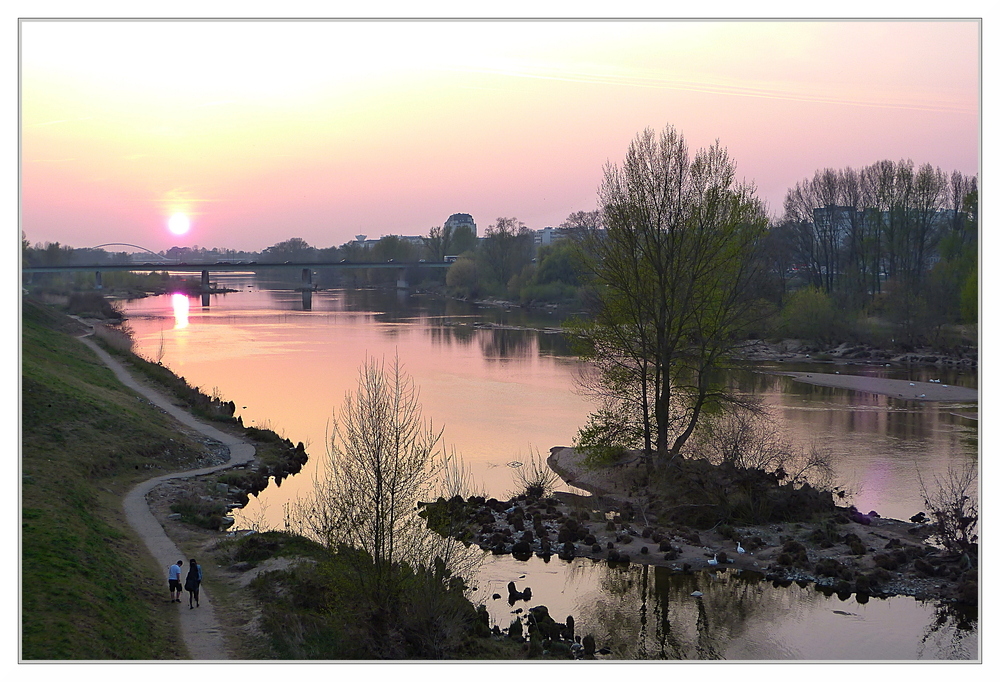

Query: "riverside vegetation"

xmin=21 ymin=296 xmax=528 ymax=659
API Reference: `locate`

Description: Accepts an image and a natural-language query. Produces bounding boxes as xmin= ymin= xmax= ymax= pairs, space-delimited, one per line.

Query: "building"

xmin=533 ymin=226 xmax=569 ymax=247
xmin=444 ymin=213 xmax=477 ymax=238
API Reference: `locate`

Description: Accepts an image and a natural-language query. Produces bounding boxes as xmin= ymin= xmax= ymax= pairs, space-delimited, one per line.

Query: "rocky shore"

xmin=419 ymin=447 xmax=977 ymax=608
xmin=738 ymin=338 xmax=978 ymax=370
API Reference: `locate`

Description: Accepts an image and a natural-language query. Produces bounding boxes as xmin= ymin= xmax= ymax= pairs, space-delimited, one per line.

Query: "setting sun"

xmin=168 ymin=212 xmax=191 ymax=235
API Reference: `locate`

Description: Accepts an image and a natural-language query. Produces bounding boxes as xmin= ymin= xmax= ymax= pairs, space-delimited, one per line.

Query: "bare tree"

xmin=423 ymin=224 xmax=454 ymax=262
xmin=294 ymin=355 xmax=443 ymax=607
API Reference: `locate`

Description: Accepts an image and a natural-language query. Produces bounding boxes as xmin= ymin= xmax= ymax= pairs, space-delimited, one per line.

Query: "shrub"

xmin=170 ymin=492 xmax=229 ymax=530
xmin=510 ymin=448 xmax=560 ymax=500
xmin=919 ymin=463 xmax=978 ymax=557
xmin=779 ymin=286 xmax=850 ymax=342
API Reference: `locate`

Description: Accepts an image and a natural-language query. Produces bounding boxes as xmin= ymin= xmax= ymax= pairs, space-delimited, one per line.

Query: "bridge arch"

xmin=90 ymin=243 xmax=171 ymax=261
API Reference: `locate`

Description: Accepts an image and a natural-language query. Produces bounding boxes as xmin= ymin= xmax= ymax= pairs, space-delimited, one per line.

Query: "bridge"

xmin=22 ymin=260 xmax=452 ymax=290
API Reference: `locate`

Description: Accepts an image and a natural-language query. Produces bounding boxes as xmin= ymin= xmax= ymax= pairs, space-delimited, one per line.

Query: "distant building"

xmin=534 ymin=226 xmax=568 ymax=246
xmin=445 ymin=213 xmax=477 ymax=238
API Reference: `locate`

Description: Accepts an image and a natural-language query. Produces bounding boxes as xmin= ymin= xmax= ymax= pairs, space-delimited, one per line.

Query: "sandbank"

xmin=774 ymin=371 xmax=978 ymax=403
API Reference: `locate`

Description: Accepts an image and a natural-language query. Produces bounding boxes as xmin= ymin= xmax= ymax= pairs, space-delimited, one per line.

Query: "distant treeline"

xmin=23 ymin=159 xmax=977 ymax=348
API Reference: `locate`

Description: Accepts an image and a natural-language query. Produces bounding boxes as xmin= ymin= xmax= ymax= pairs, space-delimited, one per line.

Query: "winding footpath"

xmin=79 ymin=335 xmax=255 ymax=660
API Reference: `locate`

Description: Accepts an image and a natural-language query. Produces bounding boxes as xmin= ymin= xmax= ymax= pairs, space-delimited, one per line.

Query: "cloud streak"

xmin=442 ymin=62 xmax=976 ymax=115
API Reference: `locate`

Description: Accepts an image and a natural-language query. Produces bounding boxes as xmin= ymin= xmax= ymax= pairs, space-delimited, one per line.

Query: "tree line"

xmin=22 ymin=147 xmax=977 ymax=339
xmin=772 ymin=160 xmax=977 ymax=341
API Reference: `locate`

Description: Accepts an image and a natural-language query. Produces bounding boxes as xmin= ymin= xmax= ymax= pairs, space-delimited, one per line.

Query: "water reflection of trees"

xmin=576 ymin=565 xmax=792 ymax=659
xmin=572 ymin=563 xmax=980 ymax=660
xmin=537 ymin=332 xmax=575 ymax=357
xmin=478 ymin=329 xmax=534 ymax=359
xmin=425 ymin=324 xmax=477 ymax=348
xmin=918 ymin=601 xmax=978 ymax=660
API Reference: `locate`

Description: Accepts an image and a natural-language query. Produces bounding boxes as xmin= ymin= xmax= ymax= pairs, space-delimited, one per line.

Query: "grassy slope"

xmin=21 ymin=299 xmax=208 ymax=660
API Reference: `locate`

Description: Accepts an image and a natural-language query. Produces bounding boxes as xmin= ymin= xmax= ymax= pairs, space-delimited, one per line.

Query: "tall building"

xmin=444 ymin=213 xmax=477 ymax=238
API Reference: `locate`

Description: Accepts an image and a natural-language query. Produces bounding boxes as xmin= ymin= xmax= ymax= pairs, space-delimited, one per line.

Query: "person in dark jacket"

xmin=185 ymin=558 xmax=203 ymax=609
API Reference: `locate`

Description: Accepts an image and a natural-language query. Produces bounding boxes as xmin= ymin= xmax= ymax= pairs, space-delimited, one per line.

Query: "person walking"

xmin=185 ymin=558 xmax=203 ymax=609
xmin=168 ymin=560 xmax=184 ymax=602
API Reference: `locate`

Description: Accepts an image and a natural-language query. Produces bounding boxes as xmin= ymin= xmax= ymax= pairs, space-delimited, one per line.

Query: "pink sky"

xmin=20 ymin=20 xmax=979 ymax=253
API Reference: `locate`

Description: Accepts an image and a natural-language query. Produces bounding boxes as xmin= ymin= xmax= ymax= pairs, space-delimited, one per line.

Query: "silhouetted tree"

xmin=577 ymin=125 xmax=770 ymax=466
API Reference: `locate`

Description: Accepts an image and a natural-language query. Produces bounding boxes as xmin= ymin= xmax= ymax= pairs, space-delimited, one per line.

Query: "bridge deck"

xmin=22 ymin=261 xmax=451 ymax=274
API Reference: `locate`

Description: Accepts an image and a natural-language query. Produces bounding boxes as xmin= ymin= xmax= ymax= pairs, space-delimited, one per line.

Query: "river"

xmin=120 ymin=277 xmax=978 ymax=660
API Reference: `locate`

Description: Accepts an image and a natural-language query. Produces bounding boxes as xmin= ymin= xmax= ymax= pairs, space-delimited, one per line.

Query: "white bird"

xmin=691 ymin=591 xmax=704 ymax=597
xmin=919 ymin=394 xmax=926 ymax=398
xmin=707 ymin=554 xmax=718 ymax=566
xmin=909 ymin=382 xmax=915 ymax=386
xmin=736 ymin=542 xmax=746 ymax=554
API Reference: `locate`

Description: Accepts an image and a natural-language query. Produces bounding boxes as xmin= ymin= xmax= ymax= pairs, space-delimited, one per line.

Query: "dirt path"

xmin=79 ymin=336 xmax=255 ymax=660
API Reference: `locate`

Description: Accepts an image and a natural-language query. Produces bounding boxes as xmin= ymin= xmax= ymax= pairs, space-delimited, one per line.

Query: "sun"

xmin=168 ymin=213 xmax=191 ymax=235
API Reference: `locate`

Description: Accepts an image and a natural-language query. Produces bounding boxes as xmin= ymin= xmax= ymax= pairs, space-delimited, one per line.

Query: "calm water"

xmin=121 ymin=278 xmax=979 ymax=660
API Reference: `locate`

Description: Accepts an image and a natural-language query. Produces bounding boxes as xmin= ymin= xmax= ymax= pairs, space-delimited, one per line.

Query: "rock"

xmin=582 ymin=634 xmax=596 ymax=656
xmin=511 ymin=540 xmax=531 ymax=557
xmin=848 ymin=507 xmax=871 ymax=525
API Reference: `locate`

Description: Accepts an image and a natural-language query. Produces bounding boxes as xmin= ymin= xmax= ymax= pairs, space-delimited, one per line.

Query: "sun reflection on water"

xmin=171 ymin=293 xmax=190 ymax=330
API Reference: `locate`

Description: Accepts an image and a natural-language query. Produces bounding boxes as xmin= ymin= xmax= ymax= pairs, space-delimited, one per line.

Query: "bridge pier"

xmin=396 ymin=268 xmax=408 ymax=289
xmin=301 ymin=268 xmax=313 ymax=286
xmin=201 ymin=270 xmax=210 ymax=290
xmin=301 ymin=290 xmax=312 ymax=310
xmin=94 ymin=271 xmax=103 ymax=289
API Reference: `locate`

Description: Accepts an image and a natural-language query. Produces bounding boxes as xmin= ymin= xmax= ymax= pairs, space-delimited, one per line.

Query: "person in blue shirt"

xmin=167 ymin=560 xmax=183 ymax=603
xmin=185 ymin=558 xmax=203 ymax=609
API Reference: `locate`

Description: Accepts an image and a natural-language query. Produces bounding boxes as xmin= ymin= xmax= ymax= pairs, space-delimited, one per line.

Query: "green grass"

xmin=21 ymin=298 xmax=207 ymax=659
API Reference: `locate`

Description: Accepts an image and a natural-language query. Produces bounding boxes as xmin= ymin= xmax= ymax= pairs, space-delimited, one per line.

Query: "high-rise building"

xmin=444 ymin=213 xmax=477 ymax=238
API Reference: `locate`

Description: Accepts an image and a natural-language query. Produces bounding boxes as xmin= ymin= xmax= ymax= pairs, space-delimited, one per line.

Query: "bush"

xmin=779 ymin=287 xmax=850 ymax=342
xmin=247 ymin=541 xmax=491 ymax=659
xmin=66 ymin=292 xmax=123 ymax=320
xmin=510 ymin=449 xmax=560 ymax=500
xmin=919 ymin=463 xmax=978 ymax=557
xmin=445 ymin=257 xmax=479 ymax=297
xmin=170 ymin=492 xmax=229 ymax=530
